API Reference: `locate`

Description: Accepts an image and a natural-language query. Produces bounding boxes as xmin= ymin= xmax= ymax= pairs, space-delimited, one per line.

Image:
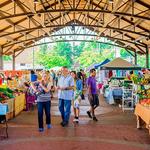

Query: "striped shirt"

xmin=34 ymin=81 xmax=52 ymax=102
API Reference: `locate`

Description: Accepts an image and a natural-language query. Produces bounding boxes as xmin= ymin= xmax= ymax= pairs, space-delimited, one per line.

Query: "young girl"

xmin=71 ymin=71 xmax=83 ymax=123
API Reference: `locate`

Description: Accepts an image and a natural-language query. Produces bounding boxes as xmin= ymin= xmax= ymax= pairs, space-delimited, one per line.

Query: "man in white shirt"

xmin=57 ymin=66 xmax=74 ymax=127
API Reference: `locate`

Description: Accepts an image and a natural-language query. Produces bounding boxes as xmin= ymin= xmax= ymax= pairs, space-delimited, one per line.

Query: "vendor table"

xmin=3 ymin=99 xmax=14 ymax=120
xmin=135 ymin=104 xmax=150 ymax=134
xmin=0 ymin=104 xmax=9 ymax=139
xmin=104 ymin=86 xmax=123 ymax=104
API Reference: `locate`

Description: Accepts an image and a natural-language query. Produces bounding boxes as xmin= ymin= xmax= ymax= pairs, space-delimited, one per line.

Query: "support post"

xmin=135 ymin=51 xmax=137 ymax=65
xmin=12 ymin=51 xmax=15 ymax=70
xmin=146 ymin=45 xmax=149 ymax=68
xmin=33 ymin=47 xmax=35 ymax=70
xmin=0 ymin=46 xmax=3 ymax=70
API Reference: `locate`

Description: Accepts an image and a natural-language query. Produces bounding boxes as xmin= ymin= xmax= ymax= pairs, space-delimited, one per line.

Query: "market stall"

xmin=0 ymin=71 xmax=28 ymax=120
xmin=134 ymin=73 xmax=150 ymax=133
xmin=95 ymin=59 xmax=110 ymax=83
xmin=135 ymin=102 xmax=150 ymax=134
xmin=101 ymin=58 xmax=142 ymax=109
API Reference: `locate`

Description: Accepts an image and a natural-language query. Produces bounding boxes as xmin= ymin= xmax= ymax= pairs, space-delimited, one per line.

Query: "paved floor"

xmin=0 ymin=95 xmax=150 ymax=150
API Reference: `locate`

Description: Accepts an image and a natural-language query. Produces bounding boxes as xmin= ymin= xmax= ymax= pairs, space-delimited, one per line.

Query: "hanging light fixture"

xmin=34 ymin=0 xmax=39 ymax=3
xmin=109 ymin=0 xmax=114 ymax=3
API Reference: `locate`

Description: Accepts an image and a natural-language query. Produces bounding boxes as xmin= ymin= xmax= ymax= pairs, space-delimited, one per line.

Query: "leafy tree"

xmin=3 ymin=55 xmax=12 ymax=61
xmin=73 ymin=41 xmax=85 ymax=57
xmin=77 ymin=47 xmax=115 ymax=67
xmin=35 ymin=42 xmax=72 ymax=69
xmin=84 ymin=41 xmax=97 ymax=51
xmin=53 ymin=42 xmax=73 ymax=66
xmin=120 ymin=48 xmax=131 ymax=58
xmin=39 ymin=44 xmax=48 ymax=54
xmin=36 ymin=52 xmax=70 ymax=69
xmin=137 ymin=54 xmax=150 ymax=68
xmin=99 ymin=43 xmax=112 ymax=51
xmin=119 ymin=49 xmax=148 ymax=68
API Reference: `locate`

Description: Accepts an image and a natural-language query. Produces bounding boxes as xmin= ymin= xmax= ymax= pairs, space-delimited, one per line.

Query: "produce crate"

xmin=14 ymin=93 xmax=25 ymax=116
xmin=3 ymin=99 xmax=14 ymax=120
xmin=6 ymin=112 xmax=13 ymax=120
xmin=3 ymin=99 xmax=14 ymax=113
xmin=0 ymin=104 xmax=8 ymax=115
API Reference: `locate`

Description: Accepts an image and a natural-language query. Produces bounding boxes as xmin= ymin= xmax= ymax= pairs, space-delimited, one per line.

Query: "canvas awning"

xmin=94 ymin=59 xmax=110 ymax=69
xmin=101 ymin=58 xmax=142 ymax=70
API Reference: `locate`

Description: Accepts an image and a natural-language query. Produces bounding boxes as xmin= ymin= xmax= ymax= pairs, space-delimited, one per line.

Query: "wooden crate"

xmin=14 ymin=94 xmax=25 ymax=117
xmin=4 ymin=99 xmax=14 ymax=113
xmin=6 ymin=112 xmax=14 ymax=120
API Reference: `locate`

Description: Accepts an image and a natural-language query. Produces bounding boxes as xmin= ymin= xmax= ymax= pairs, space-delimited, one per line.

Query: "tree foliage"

xmin=137 ymin=54 xmax=150 ymax=68
xmin=73 ymin=42 xmax=85 ymax=57
xmin=35 ymin=40 xmax=147 ymax=69
xmin=53 ymin=42 xmax=73 ymax=65
xmin=3 ymin=55 xmax=12 ymax=61
xmin=36 ymin=51 xmax=70 ymax=69
xmin=77 ymin=42 xmax=115 ymax=67
xmin=120 ymin=48 xmax=130 ymax=58
xmin=35 ymin=43 xmax=72 ymax=69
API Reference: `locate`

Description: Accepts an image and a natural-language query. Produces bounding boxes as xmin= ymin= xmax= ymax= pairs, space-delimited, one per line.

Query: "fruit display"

xmin=141 ymin=77 xmax=150 ymax=85
xmin=0 ymin=88 xmax=15 ymax=101
xmin=140 ymin=99 xmax=150 ymax=106
xmin=0 ymin=87 xmax=24 ymax=101
xmin=147 ymin=89 xmax=150 ymax=98
xmin=131 ymin=75 xmax=140 ymax=84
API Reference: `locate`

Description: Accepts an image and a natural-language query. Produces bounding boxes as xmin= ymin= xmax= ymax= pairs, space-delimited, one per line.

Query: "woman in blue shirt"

xmin=71 ymin=71 xmax=83 ymax=123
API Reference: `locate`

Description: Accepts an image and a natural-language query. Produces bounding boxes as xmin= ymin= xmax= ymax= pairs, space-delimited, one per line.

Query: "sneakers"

xmin=73 ymin=117 xmax=79 ymax=123
xmin=39 ymin=128 xmax=44 ymax=132
xmin=47 ymin=124 xmax=52 ymax=129
xmin=93 ymin=116 xmax=98 ymax=122
xmin=87 ymin=111 xmax=92 ymax=118
xmin=87 ymin=111 xmax=98 ymax=121
xmin=39 ymin=124 xmax=52 ymax=132
xmin=60 ymin=121 xmax=68 ymax=127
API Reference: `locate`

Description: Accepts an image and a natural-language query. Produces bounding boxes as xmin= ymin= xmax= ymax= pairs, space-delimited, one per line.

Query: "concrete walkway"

xmin=0 ymin=95 xmax=150 ymax=150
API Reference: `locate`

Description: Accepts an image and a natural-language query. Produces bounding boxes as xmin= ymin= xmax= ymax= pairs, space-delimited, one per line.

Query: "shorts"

xmin=88 ymin=94 xmax=99 ymax=107
xmin=72 ymin=95 xmax=81 ymax=109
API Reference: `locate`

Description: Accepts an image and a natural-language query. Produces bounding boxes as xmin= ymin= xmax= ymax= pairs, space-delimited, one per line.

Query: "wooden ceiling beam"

xmin=135 ymin=44 xmax=146 ymax=54
xmin=0 ymin=23 xmax=149 ymax=39
xmin=0 ymin=17 xmax=27 ymax=33
xmin=0 ymin=8 xmax=150 ymax=21
xmin=136 ymin=0 xmax=150 ymax=9
xmin=0 ymin=0 xmax=11 ymax=8
xmin=5 ymin=40 xmax=125 ymax=55
xmin=10 ymin=39 xmax=144 ymax=56
xmin=121 ymin=16 xmax=149 ymax=33
xmin=23 ymin=1 xmax=51 ymax=36
xmin=3 ymin=33 xmax=145 ymax=49
xmin=98 ymin=0 xmax=132 ymax=37
xmin=15 ymin=0 xmax=51 ymax=37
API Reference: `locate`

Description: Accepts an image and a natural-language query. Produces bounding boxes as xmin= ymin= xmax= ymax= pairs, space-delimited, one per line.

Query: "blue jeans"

xmin=37 ymin=101 xmax=51 ymax=129
xmin=59 ymin=99 xmax=71 ymax=123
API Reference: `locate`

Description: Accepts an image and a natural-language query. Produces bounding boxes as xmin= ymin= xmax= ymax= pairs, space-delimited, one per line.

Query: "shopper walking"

xmin=50 ymin=70 xmax=56 ymax=86
xmin=31 ymin=73 xmax=52 ymax=132
xmin=71 ymin=71 xmax=83 ymax=123
xmin=30 ymin=70 xmax=37 ymax=82
xmin=87 ymin=68 xmax=99 ymax=121
xmin=57 ymin=66 xmax=74 ymax=127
